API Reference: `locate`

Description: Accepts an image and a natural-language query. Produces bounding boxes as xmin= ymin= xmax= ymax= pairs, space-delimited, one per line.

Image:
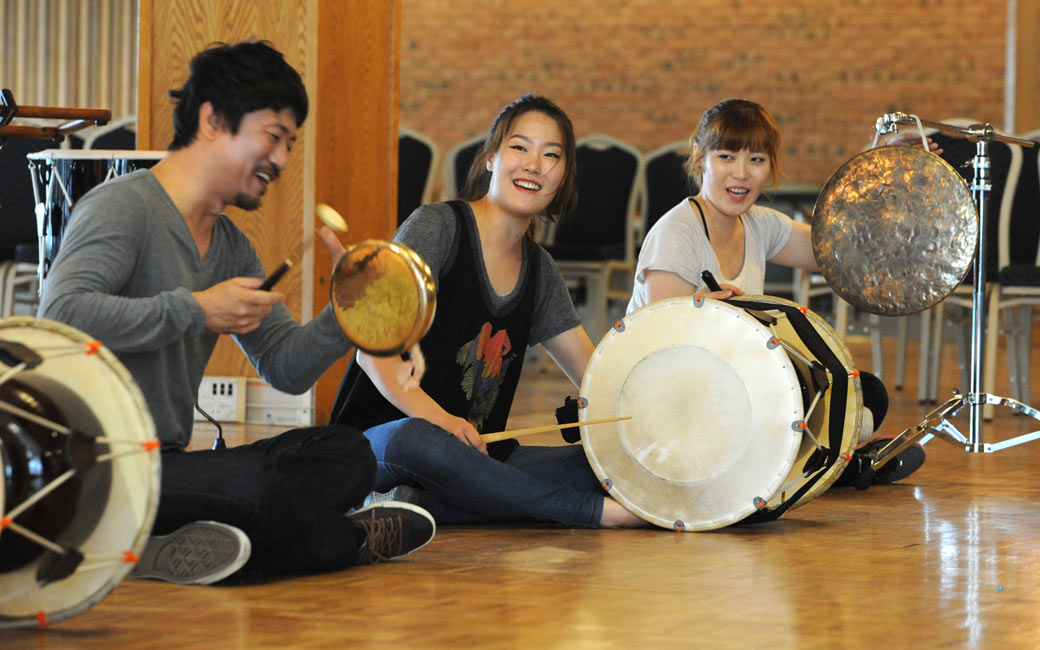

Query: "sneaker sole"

xmin=131 ymin=521 xmax=251 ymax=585
xmin=350 ymin=500 xmax=436 ymax=558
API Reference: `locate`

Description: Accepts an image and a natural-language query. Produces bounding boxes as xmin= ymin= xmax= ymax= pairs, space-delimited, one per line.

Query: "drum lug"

xmin=672 ymin=520 xmax=686 ymax=532
xmin=601 ymin=477 xmax=613 ymax=490
xmin=576 ymin=397 xmax=588 ymax=409
xmin=612 ymin=319 xmax=626 ymax=333
xmin=0 ymin=340 xmax=44 ymax=369
xmin=752 ymin=496 xmax=768 ymax=511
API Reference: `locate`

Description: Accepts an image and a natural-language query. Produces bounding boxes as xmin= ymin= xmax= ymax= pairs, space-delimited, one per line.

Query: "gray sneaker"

xmin=348 ymin=501 xmax=435 ymax=564
xmin=363 ymin=485 xmax=427 ymax=508
xmin=131 ymin=521 xmax=251 ymax=585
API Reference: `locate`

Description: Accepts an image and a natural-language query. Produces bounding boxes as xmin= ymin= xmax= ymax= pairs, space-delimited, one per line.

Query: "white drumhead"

xmin=0 ymin=317 xmax=160 ymax=628
xmin=581 ymin=298 xmax=804 ymax=531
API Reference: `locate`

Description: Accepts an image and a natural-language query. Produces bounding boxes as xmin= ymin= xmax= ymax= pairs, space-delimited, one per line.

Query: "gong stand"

xmin=866 ymin=113 xmax=1040 ymax=469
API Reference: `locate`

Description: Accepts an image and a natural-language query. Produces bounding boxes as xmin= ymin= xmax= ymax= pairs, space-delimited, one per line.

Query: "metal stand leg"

xmin=873 ymin=114 xmax=1040 ymax=455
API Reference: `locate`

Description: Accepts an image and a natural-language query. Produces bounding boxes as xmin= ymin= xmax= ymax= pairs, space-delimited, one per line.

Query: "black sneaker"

xmin=836 ymin=436 xmax=927 ymax=489
xmin=868 ymin=437 xmax=927 ymax=484
xmin=348 ymin=501 xmax=435 ymax=564
xmin=131 ymin=521 xmax=251 ymax=585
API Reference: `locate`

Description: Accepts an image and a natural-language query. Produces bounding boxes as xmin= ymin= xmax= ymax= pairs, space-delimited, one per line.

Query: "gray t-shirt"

xmin=395 ymin=202 xmax=580 ymax=346
xmin=38 ymin=170 xmax=351 ymax=449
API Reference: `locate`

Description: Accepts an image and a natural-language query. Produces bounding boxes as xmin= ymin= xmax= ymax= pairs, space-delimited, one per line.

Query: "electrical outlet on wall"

xmin=195 ymin=376 xmax=246 ymax=422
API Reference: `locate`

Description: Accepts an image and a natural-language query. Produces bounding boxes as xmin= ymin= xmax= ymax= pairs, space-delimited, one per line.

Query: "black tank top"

xmin=329 ymin=200 xmax=539 ymax=460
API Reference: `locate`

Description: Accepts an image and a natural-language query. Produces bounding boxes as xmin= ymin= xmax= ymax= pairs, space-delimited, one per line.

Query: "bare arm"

xmin=356 ymin=349 xmax=487 ymax=454
xmin=541 ymin=325 xmax=595 ymax=387
xmin=767 ymin=220 xmax=818 ymax=271
xmin=643 ymin=269 xmax=743 ymax=304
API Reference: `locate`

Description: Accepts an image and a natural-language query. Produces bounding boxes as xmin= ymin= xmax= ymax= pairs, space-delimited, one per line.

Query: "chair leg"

xmin=982 ymin=291 xmax=1000 ymax=420
xmin=1008 ymin=305 xmax=1034 ymax=404
xmin=793 ymin=269 xmax=809 ymax=307
xmin=918 ymin=307 xmax=933 ymax=402
xmin=834 ymin=296 xmax=849 ymax=341
xmin=1023 ymin=307 xmax=1034 ymax=403
xmin=0 ymin=262 xmax=15 ymax=318
xmin=869 ymin=313 xmax=883 ymax=380
xmin=1004 ymin=307 xmax=1022 ymax=401
xmin=927 ymin=303 xmax=946 ymax=403
xmin=894 ymin=315 xmax=908 ymax=390
xmin=953 ymin=307 xmax=974 ymax=397
xmin=587 ymin=270 xmax=609 ymax=343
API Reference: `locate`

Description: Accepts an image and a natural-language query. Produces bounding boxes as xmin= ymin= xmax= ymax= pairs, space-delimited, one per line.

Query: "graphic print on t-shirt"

xmin=455 ymin=322 xmax=516 ymax=432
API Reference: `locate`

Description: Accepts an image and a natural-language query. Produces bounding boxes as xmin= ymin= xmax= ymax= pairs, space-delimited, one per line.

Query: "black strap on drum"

xmin=725 ymin=297 xmax=850 ymax=525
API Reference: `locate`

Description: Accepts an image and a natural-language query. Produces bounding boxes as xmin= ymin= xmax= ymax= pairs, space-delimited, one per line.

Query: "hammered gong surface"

xmin=812 ymin=146 xmax=977 ymax=315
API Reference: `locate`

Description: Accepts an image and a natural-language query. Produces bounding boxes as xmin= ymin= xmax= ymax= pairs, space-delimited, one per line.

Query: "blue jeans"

xmin=155 ymin=424 xmax=375 ymax=576
xmin=364 ymin=417 xmax=605 ymax=527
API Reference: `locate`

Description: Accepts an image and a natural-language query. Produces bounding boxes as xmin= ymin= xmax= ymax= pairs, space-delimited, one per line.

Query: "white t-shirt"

xmin=627 ymin=199 xmax=794 ymax=313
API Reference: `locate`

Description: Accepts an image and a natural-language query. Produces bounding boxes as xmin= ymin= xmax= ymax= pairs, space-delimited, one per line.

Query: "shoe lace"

xmin=359 ymin=514 xmax=404 ymax=564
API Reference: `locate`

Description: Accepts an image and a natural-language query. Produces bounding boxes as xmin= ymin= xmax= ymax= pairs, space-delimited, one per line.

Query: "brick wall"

xmin=401 ymin=0 xmax=1007 ymax=189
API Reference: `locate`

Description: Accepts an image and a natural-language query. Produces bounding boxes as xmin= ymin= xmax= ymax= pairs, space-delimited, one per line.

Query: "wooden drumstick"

xmin=259 ymin=231 xmax=315 ymax=290
xmin=480 ymin=416 xmax=632 ymax=443
xmin=261 ymin=204 xmax=348 ymax=291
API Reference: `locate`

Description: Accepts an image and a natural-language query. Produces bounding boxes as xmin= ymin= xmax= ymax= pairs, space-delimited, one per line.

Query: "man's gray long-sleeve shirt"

xmin=39 ymin=170 xmax=351 ymax=449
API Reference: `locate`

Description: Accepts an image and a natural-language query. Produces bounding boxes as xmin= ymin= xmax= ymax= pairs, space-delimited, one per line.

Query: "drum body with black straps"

xmin=26 ymin=150 xmax=165 ymax=290
xmin=579 ymin=296 xmax=863 ymax=531
xmin=0 ymin=317 xmax=160 ymax=628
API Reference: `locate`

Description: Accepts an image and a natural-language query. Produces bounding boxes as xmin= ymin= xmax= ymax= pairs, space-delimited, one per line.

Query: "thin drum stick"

xmin=480 ymin=416 xmax=632 ymax=444
xmin=260 ymin=230 xmax=316 ymax=290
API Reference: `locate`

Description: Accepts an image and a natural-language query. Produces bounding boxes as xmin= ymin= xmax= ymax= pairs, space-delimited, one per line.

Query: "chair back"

xmin=926 ymin=119 xmax=1020 ymax=281
xmin=441 ymin=134 xmax=484 ymax=201
xmin=398 ymin=127 xmax=438 ymax=225
xmin=998 ymin=129 xmax=1040 ymax=281
xmin=641 ymin=141 xmax=693 ymax=237
xmin=549 ymin=135 xmax=642 ymax=263
xmin=82 ymin=115 xmax=137 ymax=150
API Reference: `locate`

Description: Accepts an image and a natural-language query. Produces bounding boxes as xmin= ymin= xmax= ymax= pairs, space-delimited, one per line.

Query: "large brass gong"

xmin=812 ymin=145 xmax=977 ymax=316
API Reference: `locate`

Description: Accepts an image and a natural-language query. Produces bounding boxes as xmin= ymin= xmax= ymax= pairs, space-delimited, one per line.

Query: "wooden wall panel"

xmin=139 ymin=0 xmax=400 ymax=422
xmin=1016 ymin=0 xmax=1040 ymax=132
xmin=139 ymin=0 xmax=311 ymax=381
xmin=312 ymin=0 xmax=400 ymax=423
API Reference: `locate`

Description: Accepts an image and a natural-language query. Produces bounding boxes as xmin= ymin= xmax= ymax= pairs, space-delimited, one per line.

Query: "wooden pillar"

xmin=1015 ymin=0 xmax=1040 ymax=131
xmin=312 ymin=0 xmax=401 ymax=422
xmin=138 ymin=0 xmax=399 ymax=423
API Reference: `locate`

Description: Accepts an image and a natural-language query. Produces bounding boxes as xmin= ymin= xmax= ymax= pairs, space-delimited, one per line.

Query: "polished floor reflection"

xmin=9 ymin=333 xmax=1040 ymax=649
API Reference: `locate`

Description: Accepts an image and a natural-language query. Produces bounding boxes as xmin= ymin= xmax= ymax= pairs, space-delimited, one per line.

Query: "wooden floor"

xmin=8 ymin=322 xmax=1040 ymax=649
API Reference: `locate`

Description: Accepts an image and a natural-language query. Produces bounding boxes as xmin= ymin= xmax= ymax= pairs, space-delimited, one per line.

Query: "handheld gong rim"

xmin=330 ymin=239 xmax=436 ymax=356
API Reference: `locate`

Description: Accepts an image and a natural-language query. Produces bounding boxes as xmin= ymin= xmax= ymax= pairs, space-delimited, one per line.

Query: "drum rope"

xmin=729 ymin=298 xmax=852 ymax=524
xmin=0 ymin=399 xmax=73 ymax=435
xmin=1 ymin=519 xmax=66 ymax=555
xmin=76 ymin=551 xmax=142 ymax=575
xmin=0 ymin=362 xmax=27 ymax=387
xmin=95 ymin=445 xmax=159 ymax=464
xmin=50 ymin=163 xmax=75 ymax=211
xmin=2 ymin=468 xmax=76 ymax=525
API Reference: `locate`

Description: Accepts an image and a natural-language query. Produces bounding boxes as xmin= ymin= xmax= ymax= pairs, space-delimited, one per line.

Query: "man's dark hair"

xmin=167 ymin=40 xmax=308 ymax=151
